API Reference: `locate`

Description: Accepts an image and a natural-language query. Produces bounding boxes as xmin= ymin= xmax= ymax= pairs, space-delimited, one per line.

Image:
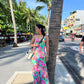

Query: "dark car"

xmin=59 ymin=35 xmax=64 ymax=42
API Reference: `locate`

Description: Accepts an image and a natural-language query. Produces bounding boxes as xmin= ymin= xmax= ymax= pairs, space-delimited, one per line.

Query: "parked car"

xmin=59 ymin=35 xmax=64 ymax=42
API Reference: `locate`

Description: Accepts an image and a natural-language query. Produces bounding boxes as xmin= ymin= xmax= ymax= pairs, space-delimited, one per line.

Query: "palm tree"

xmin=36 ymin=0 xmax=52 ymax=35
xmin=0 ymin=0 xmax=46 ymax=36
xmin=20 ymin=0 xmax=22 ymax=2
xmin=19 ymin=0 xmax=22 ymax=5
xmin=22 ymin=6 xmax=44 ymax=32
xmin=48 ymin=0 xmax=63 ymax=83
xmin=9 ymin=0 xmax=18 ymax=47
xmin=22 ymin=8 xmax=32 ymax=33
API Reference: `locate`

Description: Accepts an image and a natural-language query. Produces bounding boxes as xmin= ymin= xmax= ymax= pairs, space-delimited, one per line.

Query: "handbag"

xmin=25 ymin=36 xmax=44 ymax=60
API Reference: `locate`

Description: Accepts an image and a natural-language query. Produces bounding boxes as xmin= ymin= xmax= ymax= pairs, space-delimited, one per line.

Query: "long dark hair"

xmin=36 ymin=24 xmax=46 ymax=36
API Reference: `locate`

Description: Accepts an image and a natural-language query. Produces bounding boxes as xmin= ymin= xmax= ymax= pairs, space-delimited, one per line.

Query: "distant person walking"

xmin=79 ymin=36 xmax=84 ymax=53
xmin=30 ymin=24 xmax=49 ymax=84
xmin=70 ymin=30 xmax=75 ymax=41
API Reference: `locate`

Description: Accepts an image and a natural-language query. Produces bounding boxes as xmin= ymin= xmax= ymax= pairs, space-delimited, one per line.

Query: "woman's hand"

xmin=35 ymin=44 xmax=39 ymax=47
xmin=79 ymin=49 xmax=81 ymax=53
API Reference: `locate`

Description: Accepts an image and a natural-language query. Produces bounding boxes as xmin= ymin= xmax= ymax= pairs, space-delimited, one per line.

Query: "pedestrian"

xmin=70 ymin=30 xmax=75 ymax=41
xmin=30 ymin=24 xmax=49 ymax=84
xmin=71 ymin=34 xmax=75 ymax=41
xmin=79 ymin=36 xmax=84 ymax=53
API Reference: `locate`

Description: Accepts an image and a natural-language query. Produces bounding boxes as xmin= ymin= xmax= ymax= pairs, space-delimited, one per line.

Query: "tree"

xmin=19 ymin=0 xmax=22 ymax=4
xmin=0 ymin=0 xmax=12 ymax=31
xmin=0 ymin=0 xmax=47 ymax=36
xmin=48 ymin=0 xmax=63 ymax=84
xmin=22 ymin=8 xmax=32 ymax=33
xmin=9 ymin=0 xmax=18 ymax=47
xmin=36 ymin=0 xmax=52 ymax=35
xmin=22 ymin=5 xmax=44 ymax=32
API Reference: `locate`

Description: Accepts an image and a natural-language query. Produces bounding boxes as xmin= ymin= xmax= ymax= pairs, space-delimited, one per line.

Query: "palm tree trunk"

xmin=26 ymin=22 xmax=28 ymax=33
xmin=48 ymin=0 xmax=63 ymax=84
xmin=29 ymin=24 xmax=30 ymax=32
xmin=9 ymin=0 xmax=18 ymax=47
xmin=19 ymin=0 xmax=22 ymax=4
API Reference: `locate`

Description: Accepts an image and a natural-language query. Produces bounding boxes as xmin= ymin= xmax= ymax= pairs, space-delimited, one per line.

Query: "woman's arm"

xmin=46 ymin=35 xmax=49 ymax=56
xmin=30 ymin=35 xmax=39 ymax=47
xmin=79 ymin=42 xmax=83 ymax=52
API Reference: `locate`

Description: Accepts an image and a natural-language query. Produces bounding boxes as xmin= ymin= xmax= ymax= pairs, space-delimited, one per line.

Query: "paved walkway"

xmin=55 ymin=57 xmax=76 ymax=84
xmin=1 ymin=42 xmax=76 ymax=84
xmin=6 ymin=58 xmax=76 ymax=84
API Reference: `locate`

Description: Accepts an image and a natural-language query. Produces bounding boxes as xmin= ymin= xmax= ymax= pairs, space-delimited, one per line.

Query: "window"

xmin=70 ymin=19 xmax=73 ymax=21
xmin=75 ymin=19 xmax=80 ymax=21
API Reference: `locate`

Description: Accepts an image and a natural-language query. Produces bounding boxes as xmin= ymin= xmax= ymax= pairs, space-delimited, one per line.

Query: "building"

xmin=71 ymin=10 xmax=84 ymax=26
xmin=63 ymin=10 xmax=84 ymax=35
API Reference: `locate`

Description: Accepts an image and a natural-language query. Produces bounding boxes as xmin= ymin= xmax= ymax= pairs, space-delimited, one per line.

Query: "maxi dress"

xmin=31 ymin=37 xmax=49 ymax=84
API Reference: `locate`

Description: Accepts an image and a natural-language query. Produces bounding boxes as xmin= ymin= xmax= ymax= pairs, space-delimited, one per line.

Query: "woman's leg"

xmin=39 ymin=58 xmax=49 ymax=84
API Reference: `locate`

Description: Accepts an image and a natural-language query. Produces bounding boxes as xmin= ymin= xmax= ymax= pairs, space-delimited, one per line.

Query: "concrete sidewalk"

xmin=6 ymin=71 xmax=33 ymax=84
xmin=6 ymin=57 xmax=76 ymax=84
xmin=0 ymin=41 xmax=75 ymax=84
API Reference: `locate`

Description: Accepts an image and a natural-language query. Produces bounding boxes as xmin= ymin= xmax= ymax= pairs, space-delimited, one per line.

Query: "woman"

xmin=30 ymin=24 xmax=49 ymax=84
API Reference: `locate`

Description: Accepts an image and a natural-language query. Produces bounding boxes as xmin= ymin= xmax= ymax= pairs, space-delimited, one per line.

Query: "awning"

xmin=26 ymin=32 xmax=34 ymax=35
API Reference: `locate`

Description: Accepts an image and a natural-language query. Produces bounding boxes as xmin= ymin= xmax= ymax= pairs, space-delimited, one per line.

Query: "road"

xmin=0 ymin=42 xmax=32 ymax=84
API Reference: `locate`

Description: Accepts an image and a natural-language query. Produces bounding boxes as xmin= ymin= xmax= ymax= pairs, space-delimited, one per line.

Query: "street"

xmin=0 ymin=40 xmax=84 ymax=84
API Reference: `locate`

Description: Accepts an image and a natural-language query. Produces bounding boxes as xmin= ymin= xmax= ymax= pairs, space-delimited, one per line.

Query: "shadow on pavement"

xmin=57 ymin=45 xmax=84 ymax=84
xmin=24 ymin=82 xmax=33 ymax=84
xmin=0 ymin=44 xmax=30 ymax=66
xmin=55 ymin=59 xmax=76 ymax=84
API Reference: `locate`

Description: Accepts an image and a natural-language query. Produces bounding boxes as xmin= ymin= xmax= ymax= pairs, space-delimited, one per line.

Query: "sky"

xmin=16 ymin=0 xmax=48 ymax=16
xmin=16 ymin=0 xmax=84 ymax=21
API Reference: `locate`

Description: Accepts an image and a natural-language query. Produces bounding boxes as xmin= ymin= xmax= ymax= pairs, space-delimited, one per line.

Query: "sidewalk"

xmin=6 ymin=71 xmax=33 ymax=84
xmin=0 ymin=41 xmax=75 ymax=84
xmin=6 ymin=57 xmax=76 ymax=84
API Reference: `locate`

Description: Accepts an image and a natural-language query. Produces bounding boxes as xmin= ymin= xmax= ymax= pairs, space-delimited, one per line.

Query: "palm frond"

xmin=0 ymin=2 xmax=6 ymax=11
xmin=36 ymin=0 xmax=48 ymax=5
xmin=35 ymin=6 xmax=45 ymax=12
xmin=0 ymin=1 xmax=10 ymax=15
xmin=36 ymin=0 xmax=52 ymax=7
xmin=0 ymin=16 xmax=5 ymax=21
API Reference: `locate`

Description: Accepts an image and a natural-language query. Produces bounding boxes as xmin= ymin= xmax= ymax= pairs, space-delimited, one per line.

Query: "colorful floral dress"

xmin=31 ymin=37 xmax=49 ymax=84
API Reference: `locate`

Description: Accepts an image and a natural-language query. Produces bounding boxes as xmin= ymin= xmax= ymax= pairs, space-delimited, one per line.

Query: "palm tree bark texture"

xmin=47 ymin=0 xmax=63 ymax=84
xmin=9 ymin=0 xmax=18 ymax=47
